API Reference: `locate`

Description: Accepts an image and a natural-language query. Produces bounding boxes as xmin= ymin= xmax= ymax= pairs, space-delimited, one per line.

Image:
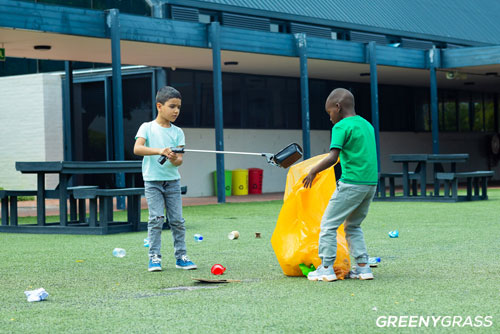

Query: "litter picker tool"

xmin=158 ymin=143 xmax=303 ymax=169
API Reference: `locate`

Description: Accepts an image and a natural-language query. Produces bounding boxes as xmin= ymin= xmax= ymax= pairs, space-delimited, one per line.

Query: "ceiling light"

xmin=34 ymin=45 xmax=51 ymax=51
xmin=224 ymin=61 xmax=238 ymax=66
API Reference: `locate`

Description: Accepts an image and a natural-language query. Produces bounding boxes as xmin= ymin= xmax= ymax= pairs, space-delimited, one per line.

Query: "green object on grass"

xmin=299 ymin=263 xmax=316 ymax=276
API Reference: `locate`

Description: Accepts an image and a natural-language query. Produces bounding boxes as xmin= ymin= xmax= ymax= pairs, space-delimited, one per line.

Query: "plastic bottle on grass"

xmin=368 ymin=257 xmax=381 ymax=267
xmin=112 ymin=248 xmax=126 ymax=258
xmin=143 ymin=238 xmax=150 ymax=247
xmin=193 ymin=234 xmax=203 ymax=242
xmin=388 ymin=230 xmax=399 ymax=238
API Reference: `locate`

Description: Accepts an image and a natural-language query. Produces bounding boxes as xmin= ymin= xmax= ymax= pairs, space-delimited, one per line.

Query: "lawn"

xmin=1 ymin=190 xmax=499 ymax=333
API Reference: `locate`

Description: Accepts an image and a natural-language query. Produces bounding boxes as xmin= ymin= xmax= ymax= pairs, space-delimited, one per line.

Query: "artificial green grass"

xmin=1 ymin=191 xmax=499 ymax=333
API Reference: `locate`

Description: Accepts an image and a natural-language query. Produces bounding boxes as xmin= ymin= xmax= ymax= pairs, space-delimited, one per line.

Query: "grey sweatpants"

xmin=144 ymin=180 xmax=186 ymax=260
xmin=318 ymin=181 xmax=377 ymax=267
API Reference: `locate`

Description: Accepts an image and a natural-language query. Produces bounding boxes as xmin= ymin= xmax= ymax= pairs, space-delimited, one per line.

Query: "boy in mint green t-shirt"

xmin=134 ymin=86 xmax=197 ymax=272
xmin=303 ymin=88 xmax=378 ymax=282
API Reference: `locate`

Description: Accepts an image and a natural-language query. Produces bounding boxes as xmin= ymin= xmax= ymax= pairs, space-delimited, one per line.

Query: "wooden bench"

xmin=72 ymin=188 xmax=145 ymax=233
xmin=0 ymin=186 xmax=98 ymax=226
xmin=435 ymin=171 xmax=494 ymax=200
xmin=1 ymin=190 xmax=37 ymax=226
xmin=378 ymin=172 xmax=419 ymax=198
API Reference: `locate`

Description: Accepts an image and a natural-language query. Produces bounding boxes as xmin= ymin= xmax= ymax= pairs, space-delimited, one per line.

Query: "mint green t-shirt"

xmin=330 ymin=115 xmax=378 ymax=185
xmin=135 ymin=121 xmax=185 ymax=181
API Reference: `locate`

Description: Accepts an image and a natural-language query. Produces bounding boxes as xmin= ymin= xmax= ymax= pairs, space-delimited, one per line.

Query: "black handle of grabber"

xmin=158 ymin=148 xmax=185 ymax=165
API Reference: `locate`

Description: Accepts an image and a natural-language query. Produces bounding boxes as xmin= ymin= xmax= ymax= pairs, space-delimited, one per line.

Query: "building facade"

xmin=1 ymin=0 xmax=499 ymax=197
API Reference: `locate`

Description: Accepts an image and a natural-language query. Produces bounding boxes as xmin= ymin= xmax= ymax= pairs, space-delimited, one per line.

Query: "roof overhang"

xmin=0 ymin=0 xmax=499 ymax=92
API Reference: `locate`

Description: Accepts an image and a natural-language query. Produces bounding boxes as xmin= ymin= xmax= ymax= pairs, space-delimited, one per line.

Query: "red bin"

xmin=248 ymin=168 xmax=263 ymax=194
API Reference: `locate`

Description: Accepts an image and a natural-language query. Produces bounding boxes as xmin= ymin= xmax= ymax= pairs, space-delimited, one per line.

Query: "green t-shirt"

xmin=330 ymin=115 xmax=378 ymax=185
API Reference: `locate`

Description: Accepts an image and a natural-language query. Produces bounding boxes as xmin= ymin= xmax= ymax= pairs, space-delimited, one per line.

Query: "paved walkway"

xmin=12 ymin=193 xmax=285 ymax=218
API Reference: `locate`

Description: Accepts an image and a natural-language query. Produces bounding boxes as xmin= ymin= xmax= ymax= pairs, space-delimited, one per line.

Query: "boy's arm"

xmin=133 ymin=138 xmax=184 ymax=166
xmin=302 ymin=148 xmax=340 ymax=188
xmin=133 ymin=137 xmax=165 ymax=156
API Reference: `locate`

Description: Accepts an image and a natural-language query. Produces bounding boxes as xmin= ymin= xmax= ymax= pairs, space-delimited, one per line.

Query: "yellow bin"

xmin=232 ymin=169 xmax=249 ymax=195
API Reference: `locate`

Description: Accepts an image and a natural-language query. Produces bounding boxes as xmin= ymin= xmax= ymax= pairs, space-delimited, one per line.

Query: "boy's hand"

xmin=159 ymin=147 xmax=172 ymax=157
xmin=302 ymin=172 xmax=317 ymax=188
xmin=167 ymin=150 xmax=178 ymax=163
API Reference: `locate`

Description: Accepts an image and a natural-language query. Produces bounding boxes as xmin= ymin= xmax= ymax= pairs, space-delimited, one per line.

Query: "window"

xmin=165 ymin=68 xmax=498 ymax=133
xmin=222 ymin=74 xmax=242 ymax=128
xmin=471 ymin=93 xmax=484 ymax=132
xmin=439 ymin=91 xmax=457 ymax=131
xmin=25 ymin=0 xmax=150 ymax=15
xmin=484 ymin=94 xmax=495 ymax=132
xmin=458 ymin=93 xmax=470 ymax=131
xmin=414 ymin=89 xmax=430 ymax=131
xmin=379 ymin=85 xmax=414 ymax=131
xmin=72 ymin=81 xmax=107 ymax=162
xmin=169 ymin=70 xmax=196 ymax=127
xmin=122 ymin=74 xmax=153 ymax=161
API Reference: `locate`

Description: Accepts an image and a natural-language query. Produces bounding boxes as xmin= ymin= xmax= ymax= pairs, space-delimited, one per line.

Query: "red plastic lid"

xmin=211 ymin=264 xmax=226 ymax=275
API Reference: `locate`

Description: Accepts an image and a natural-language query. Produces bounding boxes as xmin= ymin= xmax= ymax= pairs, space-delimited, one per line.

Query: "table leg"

xmin=37 ymin=173 xmax=46 ymax=226
xmin=420 ymin=162 xmax=427 ymax=197
xmin=433 ymin=163 xmax=442 ymax=197
xmin=402 ymin=163 xmax=409 ymax=197
xmin=59 ymin=174 xmax=69 ymax=226
xmin=1 ymin=197 xmax=8 ymax=226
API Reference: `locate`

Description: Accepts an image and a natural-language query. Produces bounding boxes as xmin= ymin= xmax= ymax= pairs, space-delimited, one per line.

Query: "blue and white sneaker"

xmin=148 ymin=254 xmax=162 ymax=272
xmin=349 ymin=265 xmax=374 ymax=280
xmin=175 ymin=255 xmax=197 ymax=270
xmin=307 ymin=265 xmax=337 ymax=282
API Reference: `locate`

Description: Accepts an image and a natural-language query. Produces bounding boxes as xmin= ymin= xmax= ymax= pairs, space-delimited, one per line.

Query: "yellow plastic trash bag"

xmin=271 ymin=154 xmax=351 ymax=279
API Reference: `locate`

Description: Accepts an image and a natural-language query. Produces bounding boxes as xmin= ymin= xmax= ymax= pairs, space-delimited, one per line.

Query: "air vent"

xmin=171 ymin=6 xmax=199 ymax=22
xmin=221 ymin=13 xmax=270 ymax=32
xmin=290 ymin=23 xmax=332 ymax=39
xmin=401 ymin=38 xmax=435 ymax=50
xmin=349 ymin=31 xmax=387 ymax=45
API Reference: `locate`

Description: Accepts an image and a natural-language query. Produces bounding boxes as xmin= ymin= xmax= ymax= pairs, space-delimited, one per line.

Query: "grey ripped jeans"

xmin=144 ymin=180 xmax=186 ymax=260
xmin=318 ymin=181 xmax=377 ymax=267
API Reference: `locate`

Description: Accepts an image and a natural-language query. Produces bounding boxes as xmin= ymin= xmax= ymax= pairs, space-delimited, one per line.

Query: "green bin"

xmin=213 ymin=170 xmax=232 ymax=196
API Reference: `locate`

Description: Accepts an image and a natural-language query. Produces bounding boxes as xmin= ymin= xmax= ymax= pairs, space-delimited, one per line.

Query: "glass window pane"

xmin=92 ymin=0 xmax=150 ymax=15
xmin=414 ymin=89 xmax=430 ymax=131
xmin=72 ymin=81 xmax=107 ymax=162
xmin=222 ymin=73 xmax=242 ymax=128
xmin=169 ymin=70 xmax=195 ymax=127
xmin=458 ymin=93 xmax=470 ymax=131
xmin=0 ymin=57 xmax=37 ymax=77
xmin=245 ymin=76 xmax=270 ymax=128
xmin=484 ymin=94 xmax=495 ymax=132
xmin=472 ymin=93 xmax=483 ymax=131
xmin=309 ymin=80 xmax=329 ymax=130
xmin=122 ymin=74 xmax=153 ymax=162
xmin=267 ymin=77 xmax=287 ymax=129
xmin=379 ymin=85 xmax=413 ymax=131
xmin=284 ymin=78 xmax=300 ymax=129
xmin=195 ymin=71 xmax=214 ymax=128
xmin=443 ymin=91 xmax=457 ymax=131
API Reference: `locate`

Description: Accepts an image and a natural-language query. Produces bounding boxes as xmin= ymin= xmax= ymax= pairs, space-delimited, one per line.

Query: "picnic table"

xmin=376 ymin=153 xmax=493 ymax=202
xmin=1 ymin=161 xmax=144 ymax=234
xmin=390 ymin=153 xmax=469 ymax=197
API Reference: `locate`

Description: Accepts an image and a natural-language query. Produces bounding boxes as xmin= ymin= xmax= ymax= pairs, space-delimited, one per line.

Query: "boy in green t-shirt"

xmin=303 ymin=88 xmax=378 ymax=281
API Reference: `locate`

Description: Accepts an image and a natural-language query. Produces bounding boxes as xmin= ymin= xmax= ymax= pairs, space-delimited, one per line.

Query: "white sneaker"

xmin=349 ymin=265 xmax=374 ymax=280
xmin=307 ymin=265 xmax=337 ymax=282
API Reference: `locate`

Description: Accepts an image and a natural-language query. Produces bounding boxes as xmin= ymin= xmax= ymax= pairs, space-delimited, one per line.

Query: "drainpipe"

xmin=145 ymin=0 xmax=164 ymax=18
